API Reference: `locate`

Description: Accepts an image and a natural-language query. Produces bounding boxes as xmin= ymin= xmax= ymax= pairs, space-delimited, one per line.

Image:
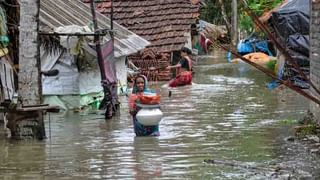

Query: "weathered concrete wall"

xmin=310 ymin=0 xmax=320 ymax=121
xmin=18 ymin=0 xmax=41 ymax=105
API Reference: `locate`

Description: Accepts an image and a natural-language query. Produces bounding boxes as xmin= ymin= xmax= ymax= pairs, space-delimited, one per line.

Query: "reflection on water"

xmin=1 ymin=50 xmax=319 ymax=179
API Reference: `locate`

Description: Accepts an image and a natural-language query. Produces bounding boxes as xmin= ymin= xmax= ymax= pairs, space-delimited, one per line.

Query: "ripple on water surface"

xmin=0 ymin=53 xmax=318 ymax=179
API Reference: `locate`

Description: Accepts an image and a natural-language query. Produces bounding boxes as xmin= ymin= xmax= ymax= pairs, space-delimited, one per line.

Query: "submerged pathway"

xmin=1 ymin=50 xmax=319 ymax=179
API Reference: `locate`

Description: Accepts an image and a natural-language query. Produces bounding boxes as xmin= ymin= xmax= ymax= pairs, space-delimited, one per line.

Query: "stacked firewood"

xmin=128 ymin=49 xmax=171 ymax=81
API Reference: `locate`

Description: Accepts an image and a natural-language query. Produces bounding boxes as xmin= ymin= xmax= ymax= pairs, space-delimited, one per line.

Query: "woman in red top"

xmin=166 ymin=47 xmax=193 ymax=87
xmin=128 ymin=75 xmax=160 ymax=136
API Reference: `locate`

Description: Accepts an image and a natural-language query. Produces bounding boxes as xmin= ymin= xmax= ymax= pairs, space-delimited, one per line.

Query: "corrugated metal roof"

xmin=39 ymin=0 xmax=150 ymax=57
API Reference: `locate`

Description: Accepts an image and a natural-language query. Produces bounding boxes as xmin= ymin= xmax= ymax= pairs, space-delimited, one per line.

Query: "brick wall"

xmin=310 ymin=0 xmax=320 ymax=121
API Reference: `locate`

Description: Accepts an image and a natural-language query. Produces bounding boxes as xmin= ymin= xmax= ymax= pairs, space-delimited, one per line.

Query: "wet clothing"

xmin=168 ymin=71 xmax=192 ymax=87
xmin=129 ymin=75 xmax=160 ymax=136
xmin=133 ymin=116 xmax=160 ymax=136
xmin=168 ymin=56 xmax=193 ymax=87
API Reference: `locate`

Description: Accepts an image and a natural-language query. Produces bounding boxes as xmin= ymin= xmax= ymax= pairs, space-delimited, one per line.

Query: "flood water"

xmin=1 ymin=50 xmax=320 ymax=179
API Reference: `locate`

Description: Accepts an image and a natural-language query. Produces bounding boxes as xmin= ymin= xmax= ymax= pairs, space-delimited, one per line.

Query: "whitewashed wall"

xmin=184 ymin=32 xmax=193 ymax=51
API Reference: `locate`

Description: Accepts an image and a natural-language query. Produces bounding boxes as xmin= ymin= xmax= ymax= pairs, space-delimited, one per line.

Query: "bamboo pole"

xmin=89 ymin=0 xmax=118 ymax=119
xmin=90 ymin=0 xmax=106 ymax=81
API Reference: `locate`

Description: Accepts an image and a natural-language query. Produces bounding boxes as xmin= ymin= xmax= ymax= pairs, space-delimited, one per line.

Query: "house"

xmin=310 ymin=0 xmax=320 ymax=121
xmin=39 ymin=0 xmax=150 ymax=109
xmin=83 ymin=0 xmax=201 ymax=81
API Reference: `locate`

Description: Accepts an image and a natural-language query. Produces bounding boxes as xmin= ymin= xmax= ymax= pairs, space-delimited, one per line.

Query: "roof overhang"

xmin=39 ymin=0 xmax=150 ymax=57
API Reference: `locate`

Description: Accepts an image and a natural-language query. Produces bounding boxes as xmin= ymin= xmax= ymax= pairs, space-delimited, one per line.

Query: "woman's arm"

xmin=166 ymin=62 xmax=182 ymax=70
xmin=128 ymin=94 xmax=138 ymax=115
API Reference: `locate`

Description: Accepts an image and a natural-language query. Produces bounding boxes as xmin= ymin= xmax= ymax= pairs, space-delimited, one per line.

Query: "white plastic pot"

xmin=136 ymin=108 xmax=163 ymax=126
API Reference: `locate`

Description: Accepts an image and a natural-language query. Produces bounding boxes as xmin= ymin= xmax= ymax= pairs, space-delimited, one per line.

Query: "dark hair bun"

xmin=181 ymin=47 xmax=192 ymax=55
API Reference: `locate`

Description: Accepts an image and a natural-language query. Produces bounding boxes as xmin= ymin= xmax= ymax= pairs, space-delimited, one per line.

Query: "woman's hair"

xmin=134 ymin=76 xmax=144 ymax=84
xmin=181 ymin=47 xmax=192 ymax=55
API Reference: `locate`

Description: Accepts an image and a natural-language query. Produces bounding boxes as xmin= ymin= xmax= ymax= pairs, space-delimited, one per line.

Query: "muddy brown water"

xmin=1 ymin=50 xmax=320 ymax=179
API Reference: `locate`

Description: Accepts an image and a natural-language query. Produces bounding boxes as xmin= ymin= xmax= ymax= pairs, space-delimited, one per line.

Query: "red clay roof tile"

xmin=84 ymin=0 xmax=199 ymax=52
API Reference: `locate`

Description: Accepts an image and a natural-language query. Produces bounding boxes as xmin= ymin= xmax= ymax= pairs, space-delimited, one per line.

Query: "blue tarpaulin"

xmin=237 ymin=35 xmax=273 ymax=56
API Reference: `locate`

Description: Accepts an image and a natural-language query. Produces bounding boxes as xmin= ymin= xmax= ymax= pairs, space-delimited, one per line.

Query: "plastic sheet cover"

xmin=270 ymin=0 xmax=310 ymax=41
xmin=269 ymin=0 xmax=310 ymax=89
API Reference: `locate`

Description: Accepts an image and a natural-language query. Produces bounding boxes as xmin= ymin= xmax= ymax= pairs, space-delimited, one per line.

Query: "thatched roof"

xmin=39 ymin=0 xmax=150 ymax=57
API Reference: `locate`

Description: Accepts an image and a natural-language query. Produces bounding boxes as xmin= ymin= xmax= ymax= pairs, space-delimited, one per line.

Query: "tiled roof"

xmin=83 ymin=0 xmax=200 ymax=52
xmin=39 ymin=0 xmax=150 ymax=57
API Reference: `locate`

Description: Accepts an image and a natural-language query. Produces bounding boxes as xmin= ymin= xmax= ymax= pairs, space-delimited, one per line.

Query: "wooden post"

xmin=110 ymin=0 xmax=114 ymax=31
xmin=90 ymin=0 xmax=105 ymax=80
xmin=90 ymin=0 xmax=119 ymax=119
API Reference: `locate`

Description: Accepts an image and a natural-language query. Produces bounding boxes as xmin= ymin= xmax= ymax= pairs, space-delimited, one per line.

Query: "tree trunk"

xmin=218 ymin=0 xmax=231 ymax=35
xmin=231 ymin=0 xmax=238 ymax=47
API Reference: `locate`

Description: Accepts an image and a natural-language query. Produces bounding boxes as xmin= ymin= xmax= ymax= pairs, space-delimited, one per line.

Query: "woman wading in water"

xmin=166 ymin=47 xmax=193 ymax=87
xmin=128 ymin=75 xmax=160 ymax=136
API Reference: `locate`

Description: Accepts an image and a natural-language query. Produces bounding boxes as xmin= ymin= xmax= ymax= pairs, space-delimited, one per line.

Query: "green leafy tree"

xmin=239 ymin=0 xmax=282 ymax=35
xmin=200 ymin=0 xmax=233 ymax=24
xmin=200 ymin=0 xmax=283 ymax=36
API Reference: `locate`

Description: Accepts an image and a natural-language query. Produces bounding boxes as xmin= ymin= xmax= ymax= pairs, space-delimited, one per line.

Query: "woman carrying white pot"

xmin=128 ymin=75 xmax=160 ymax=136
